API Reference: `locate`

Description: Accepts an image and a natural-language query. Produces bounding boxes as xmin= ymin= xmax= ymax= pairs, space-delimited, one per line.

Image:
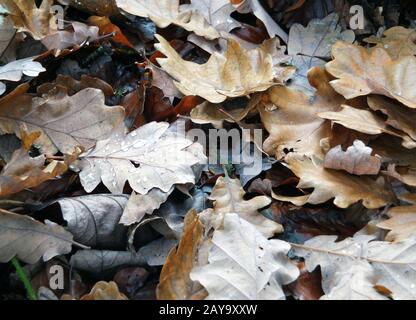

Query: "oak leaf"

xmin=76 ymin=121 xmax=206 ymax=194
xmin=0 ymin=86 xmax=125 ymax=155
xmin=377 ymin=205 xmax=416 ymax=242
xmin=273 ymin=154 xmax=395 ymax=209
xmin=190 ymin=214 xmax=299 ymax=300
xmin=294 ymin=235 xmax=416 ymax=300
xmin=81 ymin=282 xmax=128 ymax=300
xmin=326 ymin=42 xmax=416 ymax=109
xmin=0 ymin=209 xmax=77 ymax=264
xmin=155 ymin=34 xmax=293 ymax=103
xmin=157 ymin=210 xmax=207 ymax=300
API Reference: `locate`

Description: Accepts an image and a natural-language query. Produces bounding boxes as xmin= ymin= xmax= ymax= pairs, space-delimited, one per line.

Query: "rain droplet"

xmin=131 ymin=131 xmax=137 ymax=137
xmin=411 ymin=284 xmax=415 ymax=289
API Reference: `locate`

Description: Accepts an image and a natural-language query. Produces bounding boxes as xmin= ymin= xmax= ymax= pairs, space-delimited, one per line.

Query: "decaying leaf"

xmin=377 ymin=205 xmax=416 ymax=242
xmin=157 ymin=210 xmax=207 ymax=300
xmin=120 ymin=188 xmax=172 ymax=226
xmin=155 ymin=34 xmax=293 ymax=103
xmin=190 ymin=214 xmax=299 ymax=300
xmin=293 ymin=235 xmax=416 ymax=300
xmin=77 ymin=121 xmax=206 ymax=194
xmin=260 ymin=67 xmax=345 ymax=159
xmin=56 ymin=194 xmax=129 ymax=248
xmin=81 ymin=281 xmax=128 ymax=300
xmin=287 ymin=13 xmax=354 ymax=93
xmin=0 ymin=57 xmax=45 ymax=95
xmin=0 ymin=86 xmax=125 ymax=154
xmin=324 ymin=140 xmax=381 ymax=175
xmin=273 ymin=154 xmax=395 ymax=209
xmin=0 ymin=148 xmax=67 ymax=197
xmin=116 ymin=0 xmax=219 ymax=39
xmin=319 ymin=105 xmax=416 ymax=149
xmin=326 ymin=42 xmax=416 ymax=109
xmin=364 ymin=26 xmax=416 ymax=59
xmin=70 ymin=250 xmax=145 ymax=275
xmin=3 ymin=0 xmax=58 ymax=40
xmin=201 ymin=176 xmax=281 ymax=238
xmin=0 ymin=209 xmax=77 ymax=264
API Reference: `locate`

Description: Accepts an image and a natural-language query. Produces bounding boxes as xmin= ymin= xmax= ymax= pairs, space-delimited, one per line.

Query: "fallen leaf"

xmin=260 ymin=67 xmax=345 ymax=158
xmin=70 ymin=250 xmax=145 ymax=275
xmin=288 ymin=13 xmax=354 ymax=94
xmin=0 ymin=148 xmax=67 ymax=197
xmin=326 ymin=42 xmax=416 ymax=109
xmin=0 ymin=15 xmax=16 ymax=57
xmin=293 ymin=234 xmax=416 ymax=300
xmin=0 ymin=57 xmax=45 ymax=95
xmin=56 ymin=194 xmax=129 ymax=248
xmin=190 ymin=214 xmax=299 ymax=300
xmin=319 ymin=105 xmax=416 ymax=149
xmin=3 ymin=0 xmax=58 ymax=40
xmin=157 ymin=210 xmax=207 ymax=300
xmin=138 ymin=238 xmax=178 ymax=266
xmin=0 ymin=209 xmax=77 ymax=264
xmin=120 ymin=188 xmax=172 ymax=226
xmin=0 ymin=86 xmax=125 ymax=154
xmin=77 ymin=121 xmax=206 ymax=194
xmin=364 ymin=26 xmax=416 ymax=59
xmin=202 ymin=176 xmax=281 ymax=238
xmin=81 ymin=281 xmax=128 ymax=300
xmin=377 ymin=205 xmax=416 ymax=242
xmin=116 ymin=0 xmax=219 ymax=40
xmin=324 ymin=140 xmax=381 ymax=175
xmin=273 ymin=154 xmax=395 ymax=209
xmin=155 ymin=34 xmax=292 ymax=103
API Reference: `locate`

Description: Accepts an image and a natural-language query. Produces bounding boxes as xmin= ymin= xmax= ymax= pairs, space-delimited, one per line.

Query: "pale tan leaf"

xmin=319 ymin=105 xmax=416 ymax=149
xmin=377 ymin=205 xmax=416 ymax=242
xmin=324 ymin=140 xmax=381 ymax=175
xmin=0 ymin=86 xmax=125 ymax=154
xmin=77 ymin=121 xmax=206 ymax=194
xmin=293 ymin=235 xmax=416 ymax=300
xmin=81 ymin=281 xmax=128 ymax=300
xmin=364 ymin=26 xmax=416 ymax=59
xmin=273 ymin=154 xmax=395 ymax=209
xmin=116 ymin=0 xmax=219 ymax=40
xmin=326 ymin=42 xmax=416 ymax=109
xmin=260 ymin=67 xmax=345 ymax=159
xmin=203 ymin=176 xmax=282 ymax=238
xmin=155 ymin=34 xmax=293 ymax=103
xmin=3 ymin=0 xmax=58 ymax=40
xmin=190 ymin=214 xmax=299 ymax=300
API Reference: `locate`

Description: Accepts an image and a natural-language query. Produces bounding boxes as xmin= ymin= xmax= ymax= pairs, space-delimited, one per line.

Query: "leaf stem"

xmin=10 ymin=257 xmax=37 ymax=300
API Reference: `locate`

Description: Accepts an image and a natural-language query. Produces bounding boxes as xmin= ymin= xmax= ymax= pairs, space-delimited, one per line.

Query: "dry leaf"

xmin=77 ymin=121 xmax=206 ymax=194
xmin=260 ymin=67 xmax=344 ymax=159
xmin=0 ymin=57 xmax=45 ymax=95
xmin=81 ymin=281 xmax=128 ymax=300
xmin=368 ymin=95 xmax=416 ymax=142
xmin=157 ymin=210 xmax=207 ymax=300
xmin=0 ymin=209 xmax=77 ymax=264
xmin=288 ymin=13 xmax=354 ymax=94
xmin=0 ymin=86 xmax=125 ymax=154
xmin=377 ymin=205 xmax=416 ymax=242
xmin=364 ymin=27 xmax=416 ymax=59
xmin=319 ymin=105 xmax=416 ymax=149
xmin=56 ymin=194 xmax=129 ymax=248
xmin=190 ymin=214 xmax=299 ymax=300
xmin=116 ymin=0 xmax=219 ymax=40
xmin=201 ymin=176 xmax=282 ymax=238
xmin=0 ymin=148 xmax=67 ymax=197
xmin=3 ymin=0 xmax=58 ymax=40
xmin=324 ymin=140 xmax=381 ymax=175
xmin=294 ymin=234 xmax=416 ymax=300
xmin=120 ymin=188 xmax=172 ymax=226
xmin=0 ymin=15 xmax=16 ymax=58
xmin=155 ymin=34 xmax=292 ymax=103
xmin=326 ymin=42 xmax=416 ymax=109
xmin=273 ymin=154 xmax=394 ymax=209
